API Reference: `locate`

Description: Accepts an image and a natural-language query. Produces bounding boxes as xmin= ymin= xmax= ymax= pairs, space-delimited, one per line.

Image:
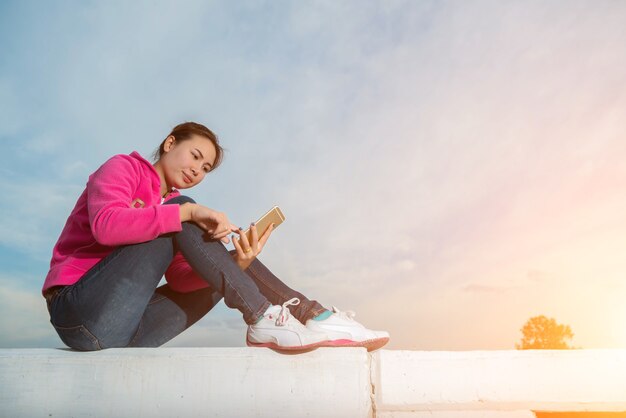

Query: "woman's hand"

xmin=181 ymin=203 xmax=238 ymax=244
xmin=232 ymin=223 xmax=275 ymax=270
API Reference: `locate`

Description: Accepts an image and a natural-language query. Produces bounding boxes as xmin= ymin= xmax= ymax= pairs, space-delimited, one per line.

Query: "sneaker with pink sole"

xmin=305 ymin=306 xmax=390 ymax=351
xmin=247 ymin=298 xmax=330 ymax=353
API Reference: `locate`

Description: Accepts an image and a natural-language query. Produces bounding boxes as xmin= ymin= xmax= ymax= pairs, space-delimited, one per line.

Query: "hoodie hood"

xmin=129 ymin=150 xmax=180 ymax=202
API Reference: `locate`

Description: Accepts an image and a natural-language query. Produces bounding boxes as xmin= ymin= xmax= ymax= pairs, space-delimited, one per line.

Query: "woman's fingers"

xmin=232 ymin=233 xmax=246 ymax=256
xmin=211 ymin=223 xmax=238 ymax=239
xmin=214 ymin=226 xmax=236 ymax=239
xmin=235 ymin=227 xmax=252 ymax=253
xmin=257 ymin=223 xmax=275 ymax=250
xmin=190 ymin=206 xmax=239 ymax=243
xmin=250 ymin=224 xmax=259 ymax=247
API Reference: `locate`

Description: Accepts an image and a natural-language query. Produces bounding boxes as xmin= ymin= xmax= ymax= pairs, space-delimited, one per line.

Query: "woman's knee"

xmin=164 ymin=195 xmax=196 ymax=205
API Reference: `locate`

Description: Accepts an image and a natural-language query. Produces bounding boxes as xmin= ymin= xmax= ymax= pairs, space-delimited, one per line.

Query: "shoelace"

xmin=275 ymin=297 xmax=300 ymax=326
xmin=331 ymin=306 xmax=357 ymax=321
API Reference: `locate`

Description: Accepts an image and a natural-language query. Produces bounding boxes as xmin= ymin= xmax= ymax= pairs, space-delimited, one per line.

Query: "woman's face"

xmin=160 ymin=134 xmax=217 ymax=190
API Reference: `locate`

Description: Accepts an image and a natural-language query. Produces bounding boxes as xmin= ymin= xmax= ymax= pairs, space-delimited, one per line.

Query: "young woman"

xmin=42 ymin=122 xmax=389 ymax=353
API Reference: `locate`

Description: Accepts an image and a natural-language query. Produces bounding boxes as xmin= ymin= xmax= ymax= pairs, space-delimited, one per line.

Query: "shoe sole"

xmin=319 ymin=337 xmax=389 ymax=352
xmin=246 ymin=336 xmax=329 ymax=354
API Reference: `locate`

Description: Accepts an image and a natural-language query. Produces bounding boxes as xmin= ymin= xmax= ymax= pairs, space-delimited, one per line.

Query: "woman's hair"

xmin=152 ymin=122 xmax=224 ymax=172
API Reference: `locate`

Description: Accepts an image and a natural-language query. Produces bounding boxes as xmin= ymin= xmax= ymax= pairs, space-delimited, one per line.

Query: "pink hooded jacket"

xmin=42 ymin=151 xmax=211 ymax=296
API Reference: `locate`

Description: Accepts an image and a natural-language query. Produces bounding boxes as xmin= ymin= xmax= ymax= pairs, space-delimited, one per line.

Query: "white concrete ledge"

xmin=2 ymin=348 xmax=626 ymax=417
xmin=0 ymin=347 xmax=372 ymax=418
xmin=372 ymin=349 xmax=626 ymax=418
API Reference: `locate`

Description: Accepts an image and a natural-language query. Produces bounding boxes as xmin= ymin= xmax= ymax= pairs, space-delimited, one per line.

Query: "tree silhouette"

xmin=515 ymin=315 xmax=575 ymax=349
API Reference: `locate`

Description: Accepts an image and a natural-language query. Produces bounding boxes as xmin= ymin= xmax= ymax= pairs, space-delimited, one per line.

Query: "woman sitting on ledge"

xmin=42 ymin=121 xmax=389 ymax=353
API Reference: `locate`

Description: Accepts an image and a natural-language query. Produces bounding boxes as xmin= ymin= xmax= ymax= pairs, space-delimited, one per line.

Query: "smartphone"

xmin=238 ymin=206 xmax=285 ymax=244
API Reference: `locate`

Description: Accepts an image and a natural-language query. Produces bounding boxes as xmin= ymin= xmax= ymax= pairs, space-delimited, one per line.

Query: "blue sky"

xmin=2 ymin=0 xmax=626 ymax=350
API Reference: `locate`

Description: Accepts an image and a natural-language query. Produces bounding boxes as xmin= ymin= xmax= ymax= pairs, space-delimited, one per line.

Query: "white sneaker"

xmin=247 ymin=298 xmax=330 ymax=352
xmin=305 ymin=306 xmax=390 ymax=352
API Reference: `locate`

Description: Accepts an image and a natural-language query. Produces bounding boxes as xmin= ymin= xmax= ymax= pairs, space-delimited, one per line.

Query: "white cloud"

xmin=163 ymin=305 xmax=249 ymax=348
xmin=0 ymin=179 xmax=83 ymax=261
xmin=0 ymin=274 xmax=59 ymax=348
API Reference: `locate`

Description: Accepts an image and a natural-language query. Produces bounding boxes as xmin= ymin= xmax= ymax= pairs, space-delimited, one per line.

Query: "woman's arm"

xmin=179 ymin=202 xmax=238 ymax=244
xmin=179 ymin=202 xmax=194 ymax=222
xmin=87 ymin=155 xmax=182 ymax=246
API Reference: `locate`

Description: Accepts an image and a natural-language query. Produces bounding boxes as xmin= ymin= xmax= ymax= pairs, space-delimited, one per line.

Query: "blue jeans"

xmin=46 ymin=195 xmax=327 ymax=351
